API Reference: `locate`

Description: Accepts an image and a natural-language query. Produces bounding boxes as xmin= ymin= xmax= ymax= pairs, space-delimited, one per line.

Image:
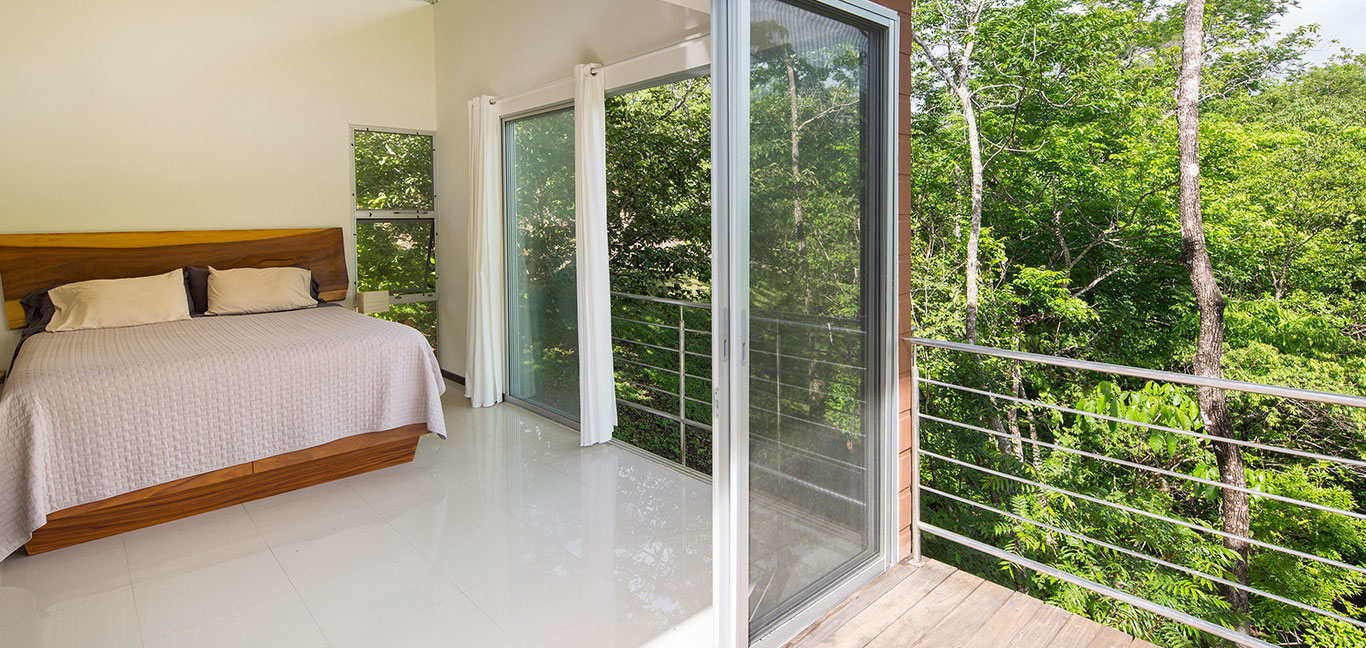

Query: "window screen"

xmin=356 ymin=218 xmax=436 ymax=295
xmin=354 ymin=131 xmax=434 ymax=211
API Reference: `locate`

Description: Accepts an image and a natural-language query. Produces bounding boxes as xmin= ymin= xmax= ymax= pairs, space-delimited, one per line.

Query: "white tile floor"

xmin=0 ymin=390 xmax=714 ymax=648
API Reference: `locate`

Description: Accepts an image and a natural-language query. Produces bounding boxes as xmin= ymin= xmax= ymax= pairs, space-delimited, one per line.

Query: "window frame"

xmin=354 ymin=216 xmax=438 ymax=300
xmin=350 ymin=125 xmax=439 ymax=337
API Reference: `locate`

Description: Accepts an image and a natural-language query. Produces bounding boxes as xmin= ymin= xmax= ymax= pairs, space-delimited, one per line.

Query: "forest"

xmin=909 ymin=0 xmax=1366 ymax=646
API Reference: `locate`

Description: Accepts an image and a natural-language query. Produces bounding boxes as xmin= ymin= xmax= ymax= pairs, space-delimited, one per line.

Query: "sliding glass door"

xmin=504 ymin=108 xmax=580 ymax=421
xmin=713 ymin=0 xmax=897 ymax=644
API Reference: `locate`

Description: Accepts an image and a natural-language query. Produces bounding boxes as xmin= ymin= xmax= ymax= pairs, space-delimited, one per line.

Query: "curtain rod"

xmin=487 ymin=71 xmax=582 ymax=105
xmin=487 ymin=33 xmax=709 ymax=105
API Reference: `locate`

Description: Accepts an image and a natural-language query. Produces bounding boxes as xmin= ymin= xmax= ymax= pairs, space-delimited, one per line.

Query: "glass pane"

xmin=356 ymin=219 xmax=436 ymax=295
xmin=747 ymin=0 xmax=879 ymax=636
xmin=505 ymin=109 xmax=580 ymax=420
xmin=354 ymin=131 xmax=434 ymax=211
xmin=370 ymin=301 xmax=437 ymax=353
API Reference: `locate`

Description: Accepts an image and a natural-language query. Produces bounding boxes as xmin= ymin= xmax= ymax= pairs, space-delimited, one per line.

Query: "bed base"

xmin=23 ymin=424 xmax=428 ymax=555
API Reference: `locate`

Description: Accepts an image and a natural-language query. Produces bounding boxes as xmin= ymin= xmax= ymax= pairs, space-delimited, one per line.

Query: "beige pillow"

xmin=206 ymin=266 xmax=316 ymax=315
xmin=47 ymin=269 xmax=192 ymax=332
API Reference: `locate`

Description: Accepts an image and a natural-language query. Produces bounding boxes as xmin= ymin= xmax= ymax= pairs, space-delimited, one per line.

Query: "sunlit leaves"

xmin=353 ymin=131 xmax=434 ymax=211
xmin=353 ymin=131 xmax=438 ymax=350
xmin=912 ymin=3 xmax=1366 ymax=641
xmin=606 ymin=77 xmax=712 ymax=301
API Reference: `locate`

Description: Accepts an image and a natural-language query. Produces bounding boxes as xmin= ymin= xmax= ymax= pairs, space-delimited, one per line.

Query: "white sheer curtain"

xmin=465 ymin=96 xmax=506 ymax=408
xmin=573 ymin=64 xmax=618 ymax=446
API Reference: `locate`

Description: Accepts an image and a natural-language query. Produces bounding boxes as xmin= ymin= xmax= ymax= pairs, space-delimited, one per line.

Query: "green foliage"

xmin=607 ymin=77 xmax=712 ymax=300
xmin=356 ymin=220 xmax=436 ymax=296
xmin=1009 ymin=267 xmax=1099 ymax=326
xmin=911 ymin=0 xmax=1366 ymax=645
xmin=353 ymin=131 xmax=433 ymax=211
xmin=353 ymin=131 xmax=438 ymax=350
xmin=1078 ymin=381 xmax=1202 ymax=455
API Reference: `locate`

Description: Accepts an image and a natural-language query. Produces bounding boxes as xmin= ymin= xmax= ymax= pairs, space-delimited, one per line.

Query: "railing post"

xmin=775 ymin=322 xmax=782 ymax=444
xmin=910 ymin=338 xmax=922 ymax=564
xmin=679 ymin=303 xmax=687 ymax=468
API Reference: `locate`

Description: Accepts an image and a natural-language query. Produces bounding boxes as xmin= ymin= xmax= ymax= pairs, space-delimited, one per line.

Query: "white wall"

xmin=0 ymin=0 xmax=437 ymax=361
xmin=0 ymin=0 xmax=705 ymax=371
xmin=433 ymin=0 xmax=709 ymax=375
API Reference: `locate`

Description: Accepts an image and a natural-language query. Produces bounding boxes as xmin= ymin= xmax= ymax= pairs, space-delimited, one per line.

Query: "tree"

xmin=913 ymin=0 xmax=989 ymax=344
xmin=906 ymin=1 xmax=1366 ymax=645
xmin=1175 ymin=0 xmax=1252 ymax=637
xmin=606 ymin=77 xmax=712 ymax=300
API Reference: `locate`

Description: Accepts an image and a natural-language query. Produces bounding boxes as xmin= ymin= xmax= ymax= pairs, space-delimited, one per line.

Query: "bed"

xmin=0 ymin=228 xmax=446 ymax=557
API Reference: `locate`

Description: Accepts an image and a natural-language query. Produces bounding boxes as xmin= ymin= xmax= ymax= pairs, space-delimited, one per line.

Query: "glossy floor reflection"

xmin=0 ymin=389 xmax=714 ymax=648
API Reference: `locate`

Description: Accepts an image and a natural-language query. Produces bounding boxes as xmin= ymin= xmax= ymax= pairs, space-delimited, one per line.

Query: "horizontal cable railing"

xmin=609 ymin=292 xmax=870 ymax=491
xmin=610 ymin=292 xmax=714 ymax=473
xmin=920 ymin=376 xmax=1366 ymax=469
xmin=904 ymin=336 xmax=1366 ymax=647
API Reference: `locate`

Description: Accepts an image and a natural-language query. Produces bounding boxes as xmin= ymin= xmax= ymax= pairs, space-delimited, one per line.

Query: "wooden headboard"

xmin=0 ymin=228 xmax=348 ymax=330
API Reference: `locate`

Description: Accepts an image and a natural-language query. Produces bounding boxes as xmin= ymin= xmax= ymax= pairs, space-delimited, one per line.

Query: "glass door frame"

xmin=500 ymin=102 xmax=583 ymax=430
xmin=495 ymin=38 xmax=715 ymax=432
xmin=711 ymin=0 xmax=900 ymax=645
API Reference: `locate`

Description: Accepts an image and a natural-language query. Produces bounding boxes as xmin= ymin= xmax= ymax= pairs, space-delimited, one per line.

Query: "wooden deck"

xmin=785 ymin=559 xmax=1161 ymax=648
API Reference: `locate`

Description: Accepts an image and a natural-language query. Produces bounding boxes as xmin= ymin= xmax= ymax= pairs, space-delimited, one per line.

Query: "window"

xmin=352 ymin=127 xmax=438 ymax=352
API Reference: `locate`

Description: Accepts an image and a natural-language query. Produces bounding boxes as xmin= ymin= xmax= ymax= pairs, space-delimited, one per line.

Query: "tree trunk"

xmin=910 ymin=1 xmax=986 ymax=345
xmin=1273 ymin=246 xmax=1290 ymax=301
xmin=958 ymin=83 xmax=984 ymax=345
xmin=1176 ymin=0 xmax=1253 ymax=638
xmin=1007 ymin=355 xmax=1024 ymax=460
xmin=786 ymin=56 xmax=813 ymax=314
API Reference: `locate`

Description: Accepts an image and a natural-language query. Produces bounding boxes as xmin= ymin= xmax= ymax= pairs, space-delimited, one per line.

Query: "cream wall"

xmin=0 ymin=0 xmax=706 ymax=372
xmin=0 ymin=0 xmax=437 ymax=361
xmin=432 ymin=0 xmax=709 ymax=376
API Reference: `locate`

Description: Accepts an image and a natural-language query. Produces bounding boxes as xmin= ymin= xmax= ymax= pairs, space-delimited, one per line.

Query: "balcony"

xmin=608 ymin=290 xmax=1366 ymax=646
xmin=787 ymin=558 xmax=1159 ymax=648
xmin=879 ymin=338 xmax=1362 ymax=647
xmin=611 ymin=291 xmax=873 ymax=524
xmin=610 ymin=291 xmax=715 ymax=474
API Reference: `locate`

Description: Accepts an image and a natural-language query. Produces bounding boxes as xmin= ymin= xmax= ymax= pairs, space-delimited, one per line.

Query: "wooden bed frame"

xmin=24 ymin=425 xmax=426 ymax=554
xmin=0 ymin=228 xmax=433 ymax=555
xmin=0 ymin=228 xmax=349 ymax=330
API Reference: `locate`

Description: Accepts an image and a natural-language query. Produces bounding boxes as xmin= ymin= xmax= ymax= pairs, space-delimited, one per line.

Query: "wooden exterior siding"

xmin=867 ymin=0 xmax=917 ymax=561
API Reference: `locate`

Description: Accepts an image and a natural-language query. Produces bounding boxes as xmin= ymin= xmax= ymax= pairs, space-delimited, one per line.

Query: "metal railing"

xmin=610 ymin=292 xmax=714 ymax=473
xmin=904 ymin=336 xmax=1366 ymax=647
xmin=610 ymin=292 xmax=871 ymax=499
